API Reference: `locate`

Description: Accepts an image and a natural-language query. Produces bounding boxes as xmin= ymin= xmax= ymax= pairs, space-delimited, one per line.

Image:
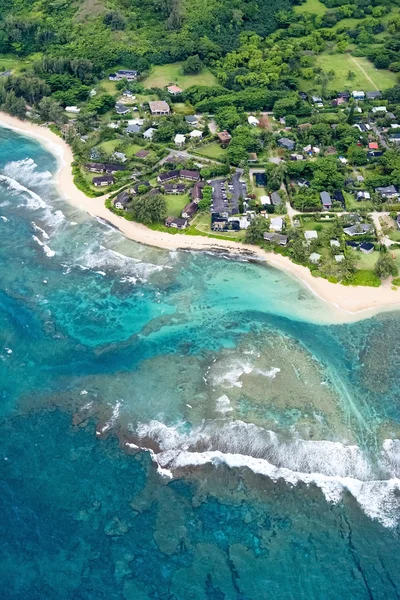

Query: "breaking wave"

xmin=128 ymin=419 xmax=400 ymax=528
xmin=3 ymin=157 xmax=52 ymax=187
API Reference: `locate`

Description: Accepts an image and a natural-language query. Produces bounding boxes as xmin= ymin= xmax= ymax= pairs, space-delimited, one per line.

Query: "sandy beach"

xmin=1 ymin=111 xmax=400 ymax=320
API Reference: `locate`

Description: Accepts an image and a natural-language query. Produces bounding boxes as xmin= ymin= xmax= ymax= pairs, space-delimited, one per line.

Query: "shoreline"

xmin=1 ymin=111 xmax=400 ymax=321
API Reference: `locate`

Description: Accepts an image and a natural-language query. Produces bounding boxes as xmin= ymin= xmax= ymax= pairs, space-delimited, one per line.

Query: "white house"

xmin=304 ymin=230 xmax=318 ymax=242
xmin=189 ymin=129 xmax=203 ymax=139
xmin=112 ymin=152 xmax=127 ymax=163
xmin=352 ymin=90 xmax=365 ymax=100
xmin=260 ymin=195 xmax=271 ymax=205
xmin=371 ymin=106 xmax=387 ymax=113
xmin=248 ymin=115 xmax=259 ymax=126
xmin=65 ymin=106 xmax=80 ymax=114
xmin=270 ymin=217 xmax=283 ymax=232
xmin=174 ymin=133 xmax=186 ymax=147
xmin=309 ymin=252 xmax=321 ymax=264
xmin=143 ymin=127 xmax=156 ymax=140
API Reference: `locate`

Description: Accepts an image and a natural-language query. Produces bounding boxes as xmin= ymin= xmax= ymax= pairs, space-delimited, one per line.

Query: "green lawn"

xmin=0 ymin=54 xmax=33 ymax=74
xmin=142 ymin=62 xmax=218 ymax=90
xmin=97 ymin=139 xmax=121 ymax=154
xmin=294 ymin=0 xmax=326 ymax=16
xmin=165 ymin=193 xmax=190 ymax=217
xmin=313 ymin=53 xmax=398 ymax=92
xmin=353 ymin=249 xmax=380 ymax=270
xmin=344 ymin=191 xmax=373 ymax=211
xmin=125 ymin=143 xmax=145 ymax=157
xmin=196 ymin=142 xmax=226 ymax=159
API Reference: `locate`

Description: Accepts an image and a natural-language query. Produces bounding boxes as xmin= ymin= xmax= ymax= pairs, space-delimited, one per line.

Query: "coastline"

xmin=1 ymin=111 xmax=400 ymax=321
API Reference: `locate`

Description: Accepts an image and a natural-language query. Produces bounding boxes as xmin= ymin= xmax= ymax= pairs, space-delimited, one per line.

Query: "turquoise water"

xmin=1 ymin=126 xmax=400 ymax=598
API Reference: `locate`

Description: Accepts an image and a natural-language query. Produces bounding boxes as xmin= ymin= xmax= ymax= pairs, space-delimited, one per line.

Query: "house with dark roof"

xmin=104 ymin=164 xmax=126 ymax=174
xmin=180 ymin=169 xmax=200 ymax=181
xmin=271 ymin=191 xmax=282 ymax=206
xmin=126 ymin=124 xmax=141 ymax=134
xmin=113 ymin=190 xmax=130 ymax=210
xmin=366 ymin=91 xmax=382 ymax=100
xmin=131 ymin=180 xmax=150 ymax=194
xmin=165 ymin=216 xmax=187 ymax=229
xmin=343 ymin=224 xmax=372 ymax=236
xmin=217 ymin=130 xmax=232 ymax=145
xmin=85 ymin=163 xmax=105 ymax=173
xmin=135 ymin=150 xmax=150 ymax=158
xmin=115 ymin=103 xmax=130 ymax=115
xmin=185 ymin=115 xmax=199 ymax=126
xmin=164 ymin=183 xmax=185 ymax=194
xmin=93 ymin=175 xmax=114 ymax=187
xmin=191 ymin=181 xmax=204 ymax=202
xmin=333 ymin=190 xmax=345 ymax=206
xmin=182 ymin=202 xmax=198 ymax=219
xmin=360 ymin=242 xmax=374 ymax=254
xmin=158 ymin=170 xmax=179 ymax=183
xmin=278 ymin=137 xmax=295 ymax=151
xmin=263 ymin=232 xmax=288 ymax=246
xmin=109 ymin=70 xmax=138 ymax=81
xmin=375 ymin=185 xmax=399 ymax=199
xmin=320 ymin=191 xmax=332 ymax=209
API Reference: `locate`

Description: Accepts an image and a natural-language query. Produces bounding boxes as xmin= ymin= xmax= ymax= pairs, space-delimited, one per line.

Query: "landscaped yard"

xmin=196 ymin=142 xmax=226 ymax=159
xmin=165 ymin=193 xmax=190 ymax=217
xmin=312 ymin=53 xmax=398 ymax=92
xmin=294 ymin=0 xmax=326 ymax=16
xmin=97 ymin=139 xmax=121 ymax=154
xmin=344 ymin=191 xmax=373 ymax=211
xmin=142 ymin=62 xmax=218 ymax=90
xmin=353 ymin=249 xmax=380 ymax=270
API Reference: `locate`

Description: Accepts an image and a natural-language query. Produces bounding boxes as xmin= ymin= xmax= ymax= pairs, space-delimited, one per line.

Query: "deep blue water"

xmin=1 ymin=126 xmax=400 ymax=599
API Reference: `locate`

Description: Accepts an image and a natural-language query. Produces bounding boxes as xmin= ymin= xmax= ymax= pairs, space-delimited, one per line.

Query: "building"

xmin=248 ymin=153 xmax=258 ymax=163
xmin=189 ymin=129 xmax=203 ymax=140
xmin=112 ymin=152 xmax=127 ymax=163
xmin=115 ymin=103 xmax=130 ymax=115
xmin=278 ymin=137 xmax=295 ymax=151
xmin=263 ymin=232 xmax=288 ymax=246
xmin=185 ymin=115 xmax=199 ymax=126
xmin=368 ymin=142 xmax=379 ymax=150
xmin=330 ymin=239 xmax=340 ymax=248
xmin=334 ymin=255 xmax=344 ymax=263
xmin=122 ymin=90 xmax=134 ymax=98
xmin=360 ymin=242 xmax=374 ymax=254
xmin=356 ymin=191 xmax=371 ymax=200
xmin=85 ymin=163 xmax=104 ymax=173
xmin=174 ymin=133 xmax=186 ymax=147
xmin=320 ymin=191 xmax=332 ymax=210
xmin=248 ymin=115 xmax=259 ymax=126
xmin=271 ymin=191 xmax=282 ymax=206
xmin=338 ymin=92 xmax=351 ymax=100
xmin=217 ymin=130 xmax=232 ymax=145
xmin=180 ymin=170 xmax=200 ymax=181
xmin=167 ymin=85 xmax=182 ymax=95
xmin=270 ymin=217 xmax=283 ymax=232
xmin=158 ymin=170 xmax=180 ymax=183
xmin=131 ymin=180 xmax=150 ymax=194
xmin=375 ymin=185 xmax=399 ymax=199
xmin=104 ymin=164 xmax=125 ymax=174
xmin=371 ymin=106 xmax=387 ymax=114
xmin=109 ymin=70 xmax=138 ymax=81
xmin=191 ymin=181 xmax=204 ymax=202
xmin=309 ymin=253 xmax=321 ymax=264
xmin=352 ymin=90 xmax=365 ymax=100
xmin=182 ymin=202 xmax=198 ymax=219
xmin=165 ymin=216 xmax=187 ymax=229
xmin=312 ymin=95 xmax=322 ymax=104
xmin=143 ymin=127 xmax=156 ymax=140
xmin=304 ymin=230 xmax=318 ymax=242
xmin=135 ymin=150 xmax=150 ymax=159
xmin=343 ymin=224 xmax=372 ymax=236
xmin=389 ymin=134 xmax=400 ymax=144
xmin=149 ymin=101 xmax=170 ymax=115
xmin=126 ymin=123 xmax=141 ymax=134
xmin=333 ymin=190 xmax=345 ymax=206
xmin=367 ymin=150 xmax=383 ymax=158
xmin=366 ymin=91 xmax=382 ymax=100
xmin=93 ymin=175 xmax=114 ymax=187
xmin=113 ymin=190 xmax=130 ymax=210
xmin=164 ymin=183 xmax=185 ymax=194
xmin=65 ymin=106 xmax=80 ymax=114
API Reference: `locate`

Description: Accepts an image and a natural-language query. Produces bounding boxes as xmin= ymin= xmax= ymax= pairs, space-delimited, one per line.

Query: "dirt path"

xmin=349 ymin=56 xmax=378 ymax=90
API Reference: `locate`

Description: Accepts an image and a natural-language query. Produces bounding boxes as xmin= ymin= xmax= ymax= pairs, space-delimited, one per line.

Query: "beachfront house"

xmin=270 ymin=217 xmax=283 ymax=232
xmin=165 ymin=216 xmax=187 ymax=229
xmin=309 ymin=253 xmax=321 ymax=264
xmin=85 ymin=163 xmax=104 ymax=173
xmin=113 ymin=190 xmax=130 ymax=210
xmin=182 ymin=202 xmax=198 ymax=219
xmin=263 ymin=233 xmax=288 ymax=246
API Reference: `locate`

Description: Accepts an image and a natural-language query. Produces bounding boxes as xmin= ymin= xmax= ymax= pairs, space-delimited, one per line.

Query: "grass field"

xmin=294 ymin=0 xmax=326 ymax=16
xmin=196 ymin=142 xmax=226 ymax=159
xmin=143 ymin=62 xmax=218 ymax=90
xmin=97 ymin=139 xmax=120 ymax=154
xmin=0 ymin=54 xmax=33 ymax=74
xmin=354 ymin=250 xmax=380 ymax=270
xmin=165 ymin=193 xmax=189 ymax=217
xmin=312 ymin=53 xmax=398 ymax=92
xmin=344 ymin=191 xmax=373 ymax=211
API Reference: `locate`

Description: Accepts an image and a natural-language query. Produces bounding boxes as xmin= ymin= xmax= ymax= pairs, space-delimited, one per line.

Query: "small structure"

xmin=65 ymin=106 xmax=80 ymax=114
xmin=270 ymin=217 xmax=283 ymax=232
xmin=359 ymin=242 xmax=374 ymax=254
xmin=356 ymin=191 xmax=371 ymax=201
xmin=167 ymin=85 xmax=182 ymax=95
xmin=126 ymin=123 xmax=141 ymax=134
xmin=278 ymin=137 xmax=295 ymax=151
xmin=333 ymin=190 xmax=345 ymax=206
xmin=371 ymin=106 xmax=387 ymax=114
xmin=109 ymin=70 xmax=138 ymax=81
xmin=164 ymin=183 xmax=185 ymax=194
xmin=263 ymin=232 xmax=288 ymax=246
xmin=248 ymin=153 xmax=258 ymax=163
xmin=114 ymin=190 xmax=130 ymax=210
xmin=368 ymin=142 xmax=379 ymax=150
xmin=185 ymin=115 xmax=199 ymax=126
xmin=312 ymin=95 xmax=322 ymax=104
xmin=189 ymin=129 xmax=203 ymax=140
xmin=260 ymin=195 xmax=271 ymax=205
xmin=339 ymin=156 xmax=348 ymax=165
xmin=112 ymin=151 xmax=127 ymax=163
xmin=174 ymin=133 xmax=186 ymax=147
xmin=135 ymin=150 xmax=150 ymax=159
xmin=93 ymin=175 xmax=114 ymax=187
xmin=149 ymin=100 xmax=170 ymax=115
xmin=248 ymin=115 xmax=260 ymax=126
xmin=143 ymin=127 xmax=156 ymax=140
xmin=271 ymin=191 xmax=282 ymax=206
xmin=320 ymin=191 xmax=332 ymax=210
xmin=304 ymin=230 xmax=318 ymax=242
xmin=165 ymin=216 xmax=187 ymax=229
xmin=180 ymin=169 xmax=200 ymax=181
xmin=115 ymin=103 xmax=130 ymax=115
xmin=122 ymin=90 xmax=134 ymax=98
xmin=334 ymin=255 xmax=345 ymax=263
xmin=330 ymin=239 xmax=340 ymax=248
xmin=290 ymin=153 xmax=304 ymax=161
xmin=309 ymin=252 xmax=321 ymax=264
xmin=217 ymin=130 xmax=232 ymax=145
xmin=352 ymin=90 xmax=365 ymax=100
xmin=182 ymin=201 xmax=198 ymax=219
xmin=375 ymin=185 xmax=399 ymax=199
xmin=343 ymin=224 xmax=372 ymax=236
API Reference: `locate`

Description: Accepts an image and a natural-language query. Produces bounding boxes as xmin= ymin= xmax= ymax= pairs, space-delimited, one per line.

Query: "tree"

xmin=130 ymin=194 xmax=167 ymax=224
xmin=347 ymin=145 xmax=367 ymax=166
xmin=374 ymin=252 xmax=398 ymax=279
xmin=181 ymin=55 xmax=203 ymax=74
xmin=347 ymin=70 xmax=356 ymax=81
xmin=245 ymin=216 xmax=267 ymax=245
xmin=37 ymin=96 xmax=65 ymax=124
xmin=2 ymin=90 xmax=26 ymax=118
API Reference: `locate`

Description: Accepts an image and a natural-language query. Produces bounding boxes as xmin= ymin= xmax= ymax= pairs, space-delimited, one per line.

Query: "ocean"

xmin=1 ymin=125 xmax=400 ymax=599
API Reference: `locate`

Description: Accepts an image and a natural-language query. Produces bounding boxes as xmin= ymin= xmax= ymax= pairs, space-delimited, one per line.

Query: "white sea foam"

xmin=215 ymin=395 xmax=233 ymax=414
xmin=134 ymin=419 xmax=400 ymax=528
xmin=31 ymin=221 xmax=50 ymax=239
xmin=0 ymin=174 xmax=47 ymax=210
xmin=0 ymin=215 xmax=8 ymax=222
xmin=3 ymin=158 xmax=52 ymax=187
xmin=98 ymin=400 xmax=123 ymax=435
xmin=32 ymin=235 xmax=55 ymax=257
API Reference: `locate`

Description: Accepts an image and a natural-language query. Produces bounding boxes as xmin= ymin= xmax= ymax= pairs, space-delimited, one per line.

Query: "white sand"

xmin=1 ymin=111 xmax=400 ymax=321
